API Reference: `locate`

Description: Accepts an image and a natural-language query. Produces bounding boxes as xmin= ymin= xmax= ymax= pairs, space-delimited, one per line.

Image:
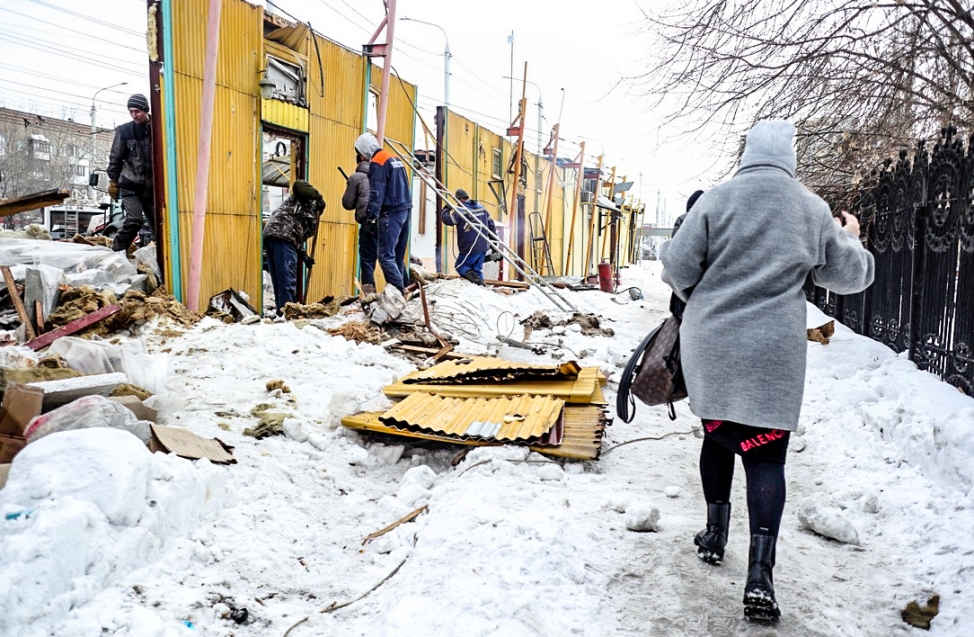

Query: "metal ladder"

xmin=528 ymin=211 xmax=555 ymax=276
xmin=385 ymin=138 xmax=577 ymax=313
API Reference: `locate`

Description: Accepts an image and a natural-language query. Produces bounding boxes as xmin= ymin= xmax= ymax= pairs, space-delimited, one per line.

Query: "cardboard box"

xmin=0 ymin=382 xmax=44 ymax=436
xmin=108 ymin=395 xmax=158 ymax=423
xmin=0 ymin=434 xmax=26 ymax=464
xmin=149 ymin=424 xmax=236 ymax=464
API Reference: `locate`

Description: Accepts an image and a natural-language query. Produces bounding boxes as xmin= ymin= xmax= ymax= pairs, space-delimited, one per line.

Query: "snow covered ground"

xmin=1 ymin=261 xmax=972 ymax=637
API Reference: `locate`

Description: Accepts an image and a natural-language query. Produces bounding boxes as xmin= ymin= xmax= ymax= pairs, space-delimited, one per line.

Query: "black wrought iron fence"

xmin=806 ymin=127 xmax=974 ymax=397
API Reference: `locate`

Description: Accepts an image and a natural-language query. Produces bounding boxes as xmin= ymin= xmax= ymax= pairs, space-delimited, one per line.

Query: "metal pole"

xmin=89 ymin=82 xmax=127 ymax=201
xmin=376 ymin=0 xmax=398 ymax=144
xmin=186 ymin=0 xmax=222 ymax=311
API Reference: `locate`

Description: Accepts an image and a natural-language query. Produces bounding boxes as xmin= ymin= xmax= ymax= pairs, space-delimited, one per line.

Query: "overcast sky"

xmin=0 ymin=0 xmax=727 ymax=224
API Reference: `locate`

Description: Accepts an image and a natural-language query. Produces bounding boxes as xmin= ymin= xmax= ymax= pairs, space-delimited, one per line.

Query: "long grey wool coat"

xmin=660 ymin=121 xmax=875 ymax=431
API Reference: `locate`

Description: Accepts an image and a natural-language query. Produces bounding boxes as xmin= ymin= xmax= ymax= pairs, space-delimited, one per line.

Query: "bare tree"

xmin=631 ymin=0 xmax=974 ymax=205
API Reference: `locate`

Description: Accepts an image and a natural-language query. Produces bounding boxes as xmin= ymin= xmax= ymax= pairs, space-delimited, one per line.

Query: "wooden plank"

xmin=391 ymin=344 xmax=469 ymax=361
xmin=1 ymin=266 xmax=36 ymax=341
xmin=34 ymin=299 xmax=44 ymax=335
xmin=26 ymin=304 xmax=121 ymax=351
xmin=0 ymin=189 xmax=70 ymax=218
xmin=483 ymin=279 xmax=530 ymax=289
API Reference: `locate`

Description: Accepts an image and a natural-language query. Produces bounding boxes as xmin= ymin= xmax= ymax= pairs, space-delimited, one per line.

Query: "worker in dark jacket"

xmin=341 ymin=153 xmax=376 ymax=293
xmin=263 ymin=180 xmax=325 ymax=314
xmin=355 ymin=132 xmax=412 ymax=292
xmin=441 ymin=189 xmax=497 ymax=286
xmin=107 ymin=94 xmax=154 ymax=253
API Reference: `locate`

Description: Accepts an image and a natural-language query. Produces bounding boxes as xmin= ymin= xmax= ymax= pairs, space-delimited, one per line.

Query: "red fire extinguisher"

xmin=598 ymin=260 xmax=613 ymax=293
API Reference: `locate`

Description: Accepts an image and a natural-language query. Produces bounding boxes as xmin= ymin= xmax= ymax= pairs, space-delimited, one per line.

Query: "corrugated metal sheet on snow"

xmin=402 ymin=357 xmax=581 ymax=385
xmin=384 ymin=366 xmax=607 ymax=404
xmin=379 ymin=392 xmax=564 ymax=443
xmin=341 ymin=404 xmax=607 ymax=461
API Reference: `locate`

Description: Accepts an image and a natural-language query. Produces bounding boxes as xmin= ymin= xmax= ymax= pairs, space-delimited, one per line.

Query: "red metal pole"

xmin=187 ymin=0 xmax=222 ymax=311
xmin=376 ymin=0 xmax=397 ymax=144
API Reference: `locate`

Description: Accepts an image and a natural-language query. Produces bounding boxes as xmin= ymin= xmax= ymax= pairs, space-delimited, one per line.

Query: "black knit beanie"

xmin=686 ymin=189 xmax=704 ymax=211
xmin=127 ymin=94 xmax=150 ymax=113
xmin=292 ymin=180 xmax=319 ymax=202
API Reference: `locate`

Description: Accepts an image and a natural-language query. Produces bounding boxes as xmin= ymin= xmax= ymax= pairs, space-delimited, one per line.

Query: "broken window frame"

xmin=265 ymin=55 xmax=307 ymax=107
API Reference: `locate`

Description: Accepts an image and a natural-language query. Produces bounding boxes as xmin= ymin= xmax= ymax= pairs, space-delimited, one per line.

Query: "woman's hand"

xmin=834 ymin=211 xmax=861 ymax=238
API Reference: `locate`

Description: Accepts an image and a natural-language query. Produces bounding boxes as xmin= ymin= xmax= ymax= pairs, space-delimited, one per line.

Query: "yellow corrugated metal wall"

xmin=166 ymin=1 xmax=416 ymax=303
xmin=169 ymin=0 xmax=263 ymax=306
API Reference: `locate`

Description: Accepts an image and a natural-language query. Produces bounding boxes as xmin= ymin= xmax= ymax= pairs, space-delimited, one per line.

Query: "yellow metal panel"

xmin=404 ymin=357 xmax=581 ymax=384
xmin=173 ymin=0 xmax=262 ymax=92
xmin=167 ymin=0 xmax=415 ymax=304
xmin=169 ymin=0 xmax=263 ymax=305
xmin=384 ymin=366 xmax=608 ymax=405
xmin=260 ymin=99 xmax=309 ymax=132
xmin=341 ymin=404 xmax=607 ymax=461
xmin=380 ymin=392 xmax=565 ymax=442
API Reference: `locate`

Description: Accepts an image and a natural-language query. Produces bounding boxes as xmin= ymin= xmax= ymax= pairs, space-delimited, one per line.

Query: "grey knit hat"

xmin=739 ymin=120 xmax=796 ymax=176
xmin=455 ymin=189 xmax=470 ymax=200
xmin=127 ymin=94 xmax=150 ymax=113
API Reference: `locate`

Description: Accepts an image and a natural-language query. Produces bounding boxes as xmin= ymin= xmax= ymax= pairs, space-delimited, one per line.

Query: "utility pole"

xmin=507 ymin=62 xmax=528 ymax=278
xmin=582 ymin=154 xmax=603 ymax=276
xmin=563 ymin=141 xmax=585 ymax=275
xmin=89 ymin=81 xmax=127 ymax=202
xmin=401 ymin=18 xmax=450 ymax=110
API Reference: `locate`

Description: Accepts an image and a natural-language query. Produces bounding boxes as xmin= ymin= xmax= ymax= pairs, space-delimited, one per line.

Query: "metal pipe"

xmin=186 ymin=0 xmax=222 ymax=311
xmin=376 ymin=0 xmax=397 ymax=144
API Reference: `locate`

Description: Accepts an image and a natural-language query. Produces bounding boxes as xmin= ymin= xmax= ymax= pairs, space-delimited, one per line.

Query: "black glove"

xmin=485 ymin=249 xmax=502 ymax=263
xmin=363 ymin=217 xmax=378 ymax=234
xmin=298 ymin=250 xmax=315 ymax=266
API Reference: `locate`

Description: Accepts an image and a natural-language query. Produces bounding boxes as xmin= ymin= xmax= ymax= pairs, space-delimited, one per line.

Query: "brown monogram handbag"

xmin=617 ymin=315 xmax=688 ymax=422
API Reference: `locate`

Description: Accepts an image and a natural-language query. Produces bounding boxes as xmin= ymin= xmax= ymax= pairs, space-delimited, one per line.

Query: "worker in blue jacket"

xmin=441 ymin=189 xmax=498 ymax=286
xmin=354 ymin=133 xmax=412 ymax=292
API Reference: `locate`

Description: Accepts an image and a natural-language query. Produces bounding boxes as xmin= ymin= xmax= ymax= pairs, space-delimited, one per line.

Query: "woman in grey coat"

xmin=661 ymin=120 xmax=874 ymax=622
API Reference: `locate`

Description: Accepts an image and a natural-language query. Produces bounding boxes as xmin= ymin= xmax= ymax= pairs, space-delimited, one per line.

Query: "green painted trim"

xmin=161 ymin=0 xmax=182 ymax=301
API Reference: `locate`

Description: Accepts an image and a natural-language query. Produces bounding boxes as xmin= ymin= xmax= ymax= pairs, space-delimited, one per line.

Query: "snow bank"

xmin=805 ymin=304 xmax=974 ymax=497
xmin=0 ymin=428 xmax=232 ymax=636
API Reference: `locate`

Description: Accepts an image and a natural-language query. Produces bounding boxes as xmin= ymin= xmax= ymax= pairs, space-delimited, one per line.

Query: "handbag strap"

xmin=616 ymin=322 xmax=664 ymax=423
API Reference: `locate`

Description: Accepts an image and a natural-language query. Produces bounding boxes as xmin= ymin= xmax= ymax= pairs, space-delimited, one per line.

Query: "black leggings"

xmin=699 ymin=419 xmax=790 ymax=537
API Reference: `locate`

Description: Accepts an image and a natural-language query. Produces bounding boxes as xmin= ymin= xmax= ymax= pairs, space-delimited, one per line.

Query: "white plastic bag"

xmin=23 ymin=394 xmax=151 ymax=444
xmin=47 ymin=337 xmax=116 ymax=375
xmin=118 ymin=340 xmax=169 ymax=396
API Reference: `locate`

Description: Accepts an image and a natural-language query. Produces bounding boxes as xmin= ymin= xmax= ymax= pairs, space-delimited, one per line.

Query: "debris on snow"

xmin=901 ymin=594 xmax=939 ymax=629
xmin=796 ymin=497 xmax=860 ymax=545
xmin=625 ymin=502 xmax=661 ymax=532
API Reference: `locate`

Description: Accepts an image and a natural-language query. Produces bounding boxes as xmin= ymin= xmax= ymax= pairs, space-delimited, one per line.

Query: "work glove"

xmin=485 ymin=249 xmax=502 ymax=263
xmin=298 ymin=250 xmax=315 ymax=267
xmin=108 ymin=182 xmax=120 ymax=200
xmin=363 ymin=217 xmax=378 ymax=233
xmin=314 ymin=194 xmax=326 ymax=214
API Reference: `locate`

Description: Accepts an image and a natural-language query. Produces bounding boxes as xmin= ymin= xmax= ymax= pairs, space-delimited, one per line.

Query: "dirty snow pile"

xmin=0 ymin=263 xmax=972 ymax=637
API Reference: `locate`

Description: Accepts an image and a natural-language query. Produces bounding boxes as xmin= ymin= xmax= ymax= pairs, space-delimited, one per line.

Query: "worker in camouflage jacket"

xmin=263 ymin=180 xmax=325 ymax=314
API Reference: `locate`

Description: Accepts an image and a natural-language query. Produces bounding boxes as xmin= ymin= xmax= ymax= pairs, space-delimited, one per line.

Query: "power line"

xmin=24 ymin=0 xmax=144 ymax=38
xmin=0 ymin=8 xmax=145 ymax=53
xmin=0 ymin=62 xmax=134 ymax=98
xmin=0 ymin=32 xmax=147 ymax=76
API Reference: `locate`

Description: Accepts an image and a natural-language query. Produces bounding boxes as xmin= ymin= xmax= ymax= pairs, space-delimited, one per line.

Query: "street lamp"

xmin=89 ymin=81 xmax=127 ymax=199
xmin=401 ymin=17 xmax=451 ymax=110
xmin=503 ymin=76 xmax=544 ymax=156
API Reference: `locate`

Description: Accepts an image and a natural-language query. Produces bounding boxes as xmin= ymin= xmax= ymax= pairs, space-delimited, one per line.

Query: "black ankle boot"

xmin=743 ymin=533 xmax=780 ymax=622
xmin=693 ymin=502 xmax=730 ymax=565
